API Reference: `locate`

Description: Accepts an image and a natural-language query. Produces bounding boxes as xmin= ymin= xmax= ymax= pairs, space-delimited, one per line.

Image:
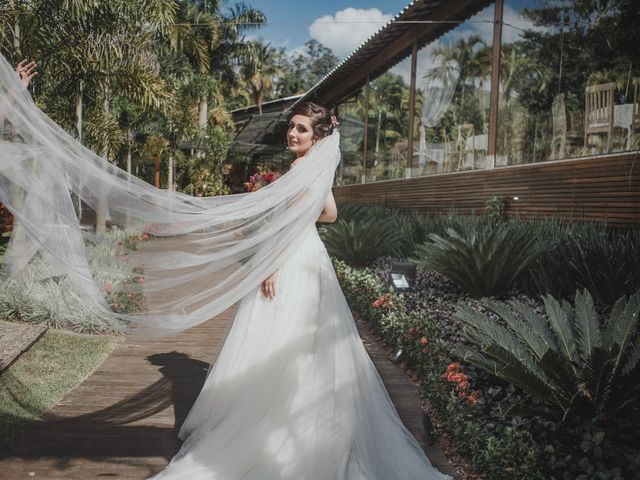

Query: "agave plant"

xmin=319 ymin=217 xmax=409 ymax=267
xmin=455 ymin=289 xmax=640 ymax=422
xmin=412 ymin=217 xmax=554 ymax=298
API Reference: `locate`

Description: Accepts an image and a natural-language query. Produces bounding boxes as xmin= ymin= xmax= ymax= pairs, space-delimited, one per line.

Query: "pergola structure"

xmin=230 ymin=0 xmax=640 ymax=225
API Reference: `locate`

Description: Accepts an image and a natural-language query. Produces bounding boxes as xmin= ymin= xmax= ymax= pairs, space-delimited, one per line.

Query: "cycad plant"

xmin=320 ymin=217 xmax=409 ymax=268
xmin=522 ymin=220 xmax=640 ymax=307
xmin=412 ymin=217 xmax=553 ymax=298
xmin=456 ymin=290 xmax=640 ymax=422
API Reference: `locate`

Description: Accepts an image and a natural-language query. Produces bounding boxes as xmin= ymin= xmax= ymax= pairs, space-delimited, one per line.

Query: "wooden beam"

xmin=363 ymin=77 xmax=370 ymax=183
xmin=406 ymin=42 xmax=418 ymax=178
xmin=154 ymin=154 xmax=161 ymax=188
xmin=487 ymin=0 xmax=504 ymax=161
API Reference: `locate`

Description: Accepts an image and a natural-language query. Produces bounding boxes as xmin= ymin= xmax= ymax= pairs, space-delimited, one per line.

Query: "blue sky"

xmin=242 ymin=1 xmax=411 ymax=58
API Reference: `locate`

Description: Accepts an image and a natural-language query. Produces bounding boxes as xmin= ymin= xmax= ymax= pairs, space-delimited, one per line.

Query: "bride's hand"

xmin=16 ymin=59 xmax=38 ymax=88
xmin=261 ymin=271 xmax=277 ymax=300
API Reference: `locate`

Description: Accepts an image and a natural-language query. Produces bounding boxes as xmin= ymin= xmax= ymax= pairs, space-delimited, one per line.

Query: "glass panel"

xmin=335 ymin=88 xmax=366 ymax=185
xmin=499 ymin=0 xmax=640 ymax=165
xmin=413 ymin=4 xmax=495 ymax=176
xmin=365 ymin=59 xmax=412 ymax=181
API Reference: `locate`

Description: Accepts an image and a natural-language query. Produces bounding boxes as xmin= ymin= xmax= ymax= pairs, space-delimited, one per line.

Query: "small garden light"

xmin=389 ymin=262 xmax=416 ymax=291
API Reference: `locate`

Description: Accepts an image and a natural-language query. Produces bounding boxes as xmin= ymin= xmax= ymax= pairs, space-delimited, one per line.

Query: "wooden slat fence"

xmin=333 ymin=152 xmax=640 ymax=225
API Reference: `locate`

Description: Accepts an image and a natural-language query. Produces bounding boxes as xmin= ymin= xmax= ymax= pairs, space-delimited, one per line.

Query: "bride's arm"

xmin=316 ymin=191 xmax=337 ymax=223
xmin=262 ymin=191 xmax=336 ymax=298
xmin=0 ymin=60 xmax=37 ymax=124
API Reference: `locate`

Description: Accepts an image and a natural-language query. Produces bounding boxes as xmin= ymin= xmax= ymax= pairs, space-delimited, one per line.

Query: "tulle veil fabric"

xmin=0 ymin=52 xmax=339 ymax=335
xmin=1 ymin=52 xmax=455 ymax=480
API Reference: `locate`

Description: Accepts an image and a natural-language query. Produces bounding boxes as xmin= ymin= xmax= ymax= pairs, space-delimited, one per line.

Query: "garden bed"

xmin=324 ymin=202 xmax=640 ymax=480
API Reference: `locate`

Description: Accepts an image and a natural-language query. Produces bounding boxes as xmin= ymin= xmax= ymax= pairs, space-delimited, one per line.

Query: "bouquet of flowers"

xmin=244 ymin=169 xmax=282 ymax=192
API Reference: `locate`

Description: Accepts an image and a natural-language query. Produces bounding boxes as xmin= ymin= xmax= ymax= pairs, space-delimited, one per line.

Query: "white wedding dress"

xmin=0 ymin=52 xmax=449 ymax=479
xmin=149 ymin=221 xmax=451 ymax=479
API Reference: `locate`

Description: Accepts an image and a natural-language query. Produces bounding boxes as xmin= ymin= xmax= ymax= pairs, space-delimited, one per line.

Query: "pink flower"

xmin=102 ymin=282 xmax=113 ymax=293
xmin=331 ymin=115 xmax=340 ymax=127
xmin=420 ymin=337 xmax=428 ymax=345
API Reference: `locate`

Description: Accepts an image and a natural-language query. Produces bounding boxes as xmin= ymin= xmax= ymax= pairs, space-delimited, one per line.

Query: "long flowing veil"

xmin=0 ymin=52 xmax=340 ymax=335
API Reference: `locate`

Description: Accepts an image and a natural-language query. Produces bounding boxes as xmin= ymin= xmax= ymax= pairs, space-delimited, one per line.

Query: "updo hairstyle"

xmin=288 ymin=102 xmax=336 ymax=140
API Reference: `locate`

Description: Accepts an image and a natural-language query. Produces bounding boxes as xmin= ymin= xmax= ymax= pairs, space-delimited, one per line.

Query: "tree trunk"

xmin=375 ymin=109 xmax=382 ymax=153
xmin=75 ymin=80 xmax=84 ymax=221
xmin=95 ymin=88 xmax=109 ymax=234
xmin=125 ymin=140 xmax=132 ymax=227
xmin=198 ymin=97 xmax=208 ymax=128
xmin=11 ymin=0 xmax=21 ymax=55
xmin=168 ymin=152 xmax=174 ymax=191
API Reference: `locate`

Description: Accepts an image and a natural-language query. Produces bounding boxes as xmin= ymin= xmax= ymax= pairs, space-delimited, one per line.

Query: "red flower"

xmin=467 ymin=390 xmax=480 ymax=404
xmin=447 ymin=362 xmax=460 ymax=373
xmin=420 ymin=337 xmax=428 ymax=345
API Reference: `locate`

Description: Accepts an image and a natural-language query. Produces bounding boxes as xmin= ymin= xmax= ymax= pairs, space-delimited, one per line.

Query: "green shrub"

xmin=412 ymin=217 xmax=554 ymax=298
xmin=0 ymin=227 xmax=146 ymax=333
xmin=333 ymin=259 xmax=543 ymax=479
xmin=455 ymin=289 xmax=640 ymax=423
xmin=523 ymin=220 xmax=640 ymax=308
xmin=319 ymin=217 xmax=409 ymax=267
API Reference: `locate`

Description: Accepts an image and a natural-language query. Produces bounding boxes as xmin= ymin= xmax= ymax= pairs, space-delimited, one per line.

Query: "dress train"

xmin=149 ymin=224 xmax=451 ymax=479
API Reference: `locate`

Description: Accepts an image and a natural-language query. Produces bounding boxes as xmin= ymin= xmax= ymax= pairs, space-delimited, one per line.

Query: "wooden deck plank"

xmin=0 ymin=321 xmax=48 ymax=372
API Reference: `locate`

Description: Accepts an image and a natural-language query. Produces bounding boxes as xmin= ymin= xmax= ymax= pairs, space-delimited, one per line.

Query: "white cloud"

xmin=308 ymin=8 xmax=393 ymax=59
xmin=501 ymin=4 xmax=551 ymax=44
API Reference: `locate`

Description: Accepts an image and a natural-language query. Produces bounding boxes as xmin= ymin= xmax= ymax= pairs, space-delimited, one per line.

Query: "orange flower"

xmin=467 ymin=390 xmax=480 ymax=404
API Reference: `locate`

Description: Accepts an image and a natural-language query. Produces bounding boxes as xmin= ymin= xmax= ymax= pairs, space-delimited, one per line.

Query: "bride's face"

xmin=287 ymin=114 xmax=315 ymax=158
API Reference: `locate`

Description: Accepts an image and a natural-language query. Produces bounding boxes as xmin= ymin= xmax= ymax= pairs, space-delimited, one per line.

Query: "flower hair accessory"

xmin=330 ymin=115 xmax=340 ymax=127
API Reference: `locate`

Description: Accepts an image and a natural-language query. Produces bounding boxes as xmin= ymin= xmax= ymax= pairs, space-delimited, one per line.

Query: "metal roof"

xmin=228 ymin=112 xmax=288 ymax=156
xmin=293 ymin=0 xmax=491 ymax=107
xmin=227 ymin=0 xmax=491 ymax=162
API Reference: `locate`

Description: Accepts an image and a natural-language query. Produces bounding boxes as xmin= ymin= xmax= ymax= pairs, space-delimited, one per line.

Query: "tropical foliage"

xmin=0 ymin=227 xmax=148 ymax=333
xmin=0 ymin=0 xmax=266 ymax=194
xmin=333 ymin=259 xmax=542 ymax=480
xmin=456 ymin=290 xmax=640 ymax=422
xmin=412 ymin=216 xmax=554 ymax=298
xmin=319 ymin=217 xmax=409 ymax=268
xmin=523 ymin=220 xmax=640 ymax=308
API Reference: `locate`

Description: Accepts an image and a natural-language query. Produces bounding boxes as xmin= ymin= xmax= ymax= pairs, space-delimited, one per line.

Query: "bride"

xmin=0 ymin=55 xmax=450 ymax=479
xmin=148 ymin=103 xmax=451 ymax=480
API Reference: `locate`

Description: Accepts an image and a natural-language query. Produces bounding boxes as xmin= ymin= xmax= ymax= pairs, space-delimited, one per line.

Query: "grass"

xmin=0 ymin=328 xmax=120 ymax=446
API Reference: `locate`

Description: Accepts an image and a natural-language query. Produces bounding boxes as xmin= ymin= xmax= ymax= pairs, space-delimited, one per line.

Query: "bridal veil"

xmin=0 ymin=52 xmax=340 ymax=335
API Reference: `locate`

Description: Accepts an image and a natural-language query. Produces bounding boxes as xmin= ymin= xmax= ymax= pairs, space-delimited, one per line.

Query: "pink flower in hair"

xmin=331 ymin=115 xmax=340 ymax=127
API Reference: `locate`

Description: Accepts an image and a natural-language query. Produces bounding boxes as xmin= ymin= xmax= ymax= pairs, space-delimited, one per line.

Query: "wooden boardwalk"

xmin=0 ymin=242 xmax=458 ymax=479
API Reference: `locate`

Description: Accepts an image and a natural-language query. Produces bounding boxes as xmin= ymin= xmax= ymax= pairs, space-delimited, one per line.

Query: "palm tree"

xmin=240 ymin=40 xmax=281 ymax=114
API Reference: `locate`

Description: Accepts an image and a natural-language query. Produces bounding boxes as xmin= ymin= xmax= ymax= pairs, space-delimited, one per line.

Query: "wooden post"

xmin=406 ymin=42 xmax=418 ymax=178
xmin=363 ymin=77 xmax=370 ymax=184
xmin=487 ymin=0 xmax=504 ymax=167
xmin=155 ymin=154 xmax=161 ymax=188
